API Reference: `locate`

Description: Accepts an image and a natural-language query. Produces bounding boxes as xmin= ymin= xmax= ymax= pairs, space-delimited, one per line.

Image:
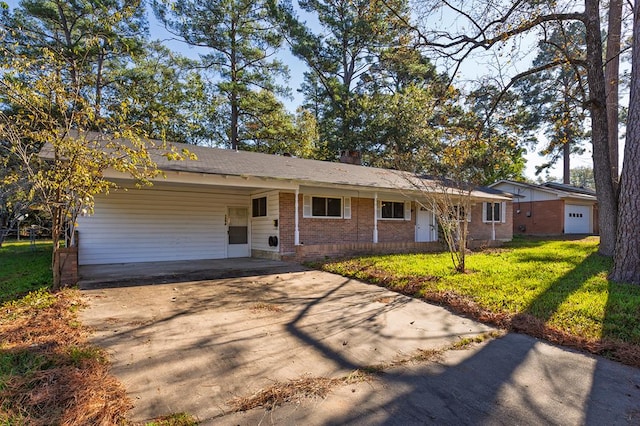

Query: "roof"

xmin=542 ymin=181 xmax=596 ymax=196
xmin=40 ymin=131 xmax=509 ymax=200
xmin=490 ymin=180 xmax=597 ymax=202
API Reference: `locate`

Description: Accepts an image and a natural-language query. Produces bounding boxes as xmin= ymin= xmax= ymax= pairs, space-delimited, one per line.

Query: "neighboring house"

xmin=54 ymin=138 xmax=513 ymax=266
xmin=489 ymin=180 xmax=598 ymax=236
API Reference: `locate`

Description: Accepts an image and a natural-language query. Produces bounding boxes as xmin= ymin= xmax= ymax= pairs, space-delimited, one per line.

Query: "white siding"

xmin=78 ymin=187 xmax=248 ymax=265
xmin=492 ymin=182 xmax=559 ymax=202
xmin=250 ymin=191 xmax=280 ymax=252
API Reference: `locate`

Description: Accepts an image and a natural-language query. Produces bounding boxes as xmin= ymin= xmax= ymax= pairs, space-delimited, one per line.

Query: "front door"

xmin=227 ymin=207 xmax=250 ymax=257
xmin=416 ymin=207 xmax=437 ymax=242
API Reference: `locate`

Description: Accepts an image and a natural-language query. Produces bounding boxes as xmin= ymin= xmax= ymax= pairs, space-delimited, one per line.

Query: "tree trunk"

xmin=563 ymin=132 xmax=571 ymax=184
xmin=230 ymin=15 xmax=239 ymax=150
xmin=52 ymin=248 xmax=62 ymax=289
xmin=605 ymin=0 xmax=622 ymax=187
xmin=584 ymin=0 xmax=618 ymax=256
xmin=231 ymin=95 xmax=239 ymax=150
xmin=610 ymin=0 xmax=640 ymax=284
xmin=51 ymin=206 xmax=62 ymax=290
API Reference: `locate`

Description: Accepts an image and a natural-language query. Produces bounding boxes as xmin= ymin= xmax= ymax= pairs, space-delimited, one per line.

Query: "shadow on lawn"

xmin=512 ymin=252 xmax=640 ymax=367
xmin=516 ymin=252 xmax=609 ymax=321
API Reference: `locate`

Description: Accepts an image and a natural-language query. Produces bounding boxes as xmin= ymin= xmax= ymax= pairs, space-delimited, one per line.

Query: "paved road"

xmin=80 ymin=268 xmax=640 ymax=425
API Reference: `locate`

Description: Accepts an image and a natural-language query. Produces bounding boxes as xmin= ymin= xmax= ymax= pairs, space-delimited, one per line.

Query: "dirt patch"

xmin=250 ymin=302 xmax=284 ymax=313
xmin=373 ymin=296 xmax=396 ymax=304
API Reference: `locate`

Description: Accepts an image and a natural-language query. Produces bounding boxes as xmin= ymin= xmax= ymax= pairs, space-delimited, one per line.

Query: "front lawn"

xmin=0 ymin=240 xmax=51 ymax=303
xmin=317 ymin=236 xmax=640 ymax=366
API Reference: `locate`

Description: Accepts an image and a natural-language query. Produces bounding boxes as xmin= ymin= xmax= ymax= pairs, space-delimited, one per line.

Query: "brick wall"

xmin=279 ymin=194 xmax=419 ymax=249
xmin=284 ymin=241 xmax=443 ymax=262
xmin=297 ymin=196 xmax=374 ymax=245
xmin=279 ymin=192 xmax=296 ymax=254
xmin=278 ymin=193 xmax=511 ymax=259
xmin=468 ymin=202 xmax=514 ymax=241
xmin=512 ymin=199 xmax=564 ymax=235
xmin=378 ymin=211 xmax=416 ymax=242
xmin=279 ymin=193 xmax=377 ymax=254
xmin=56 ymin=247 xmax=78 ymax=285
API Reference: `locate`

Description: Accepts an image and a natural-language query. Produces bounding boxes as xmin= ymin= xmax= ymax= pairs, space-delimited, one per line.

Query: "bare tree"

xmin=414 ymin=182 xmax=472 ymax=273
xmin=385 ymin=0 xmax=624 ymax=257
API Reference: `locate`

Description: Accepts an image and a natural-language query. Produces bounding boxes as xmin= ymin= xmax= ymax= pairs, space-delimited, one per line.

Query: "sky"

xmin=5 ymin=0 xmax=606 ymax=182
xmin=146 ymin=3 xmax=601 ymax=182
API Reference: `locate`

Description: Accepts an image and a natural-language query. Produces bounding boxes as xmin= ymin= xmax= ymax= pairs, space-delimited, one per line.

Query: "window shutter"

xmin=501 ymin=202 xmax=507 ymax=223
xmin=303 ymin=195 xmax=311 ymax=218
xmin=343 ymin=197 xmax=351 ymax=219
xmin=482 ymin=202 xmax=488 ymax=223
xmin=376 ymin=200 xmax=382 ymax=219
xmin=404 ymin=201 xmax=411 ymax=220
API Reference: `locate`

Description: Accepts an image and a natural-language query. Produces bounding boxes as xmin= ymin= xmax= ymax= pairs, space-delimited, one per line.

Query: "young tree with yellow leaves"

xmin=0 ymin=12 xmax=192 ymax=288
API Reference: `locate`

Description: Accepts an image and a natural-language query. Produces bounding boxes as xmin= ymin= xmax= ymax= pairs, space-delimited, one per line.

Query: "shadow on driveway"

xmin=80 ymin=263 xmax=640 ymax=425
xmin=79 ymin=258 xmax=308 ymax=289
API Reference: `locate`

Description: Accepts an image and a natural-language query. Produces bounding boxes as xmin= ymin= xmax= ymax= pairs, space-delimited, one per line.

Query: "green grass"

xmin=144 ymin=412 xmax=199 ymax=426
xmin=0 ymin=240 xmax=52 ymax=303
xmin=319 ymin=236 xmax=640 ymax=348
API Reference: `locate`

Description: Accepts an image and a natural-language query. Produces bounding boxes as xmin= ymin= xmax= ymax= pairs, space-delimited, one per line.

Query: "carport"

xmin=78 ymin=257 xmax=306 ymax=289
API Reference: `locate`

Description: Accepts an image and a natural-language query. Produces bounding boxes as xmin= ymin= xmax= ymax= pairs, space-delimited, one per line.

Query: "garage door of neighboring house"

xmin=77 ymin=187 xmax=248 ymax=265
xmin=564 ymin=204 xmax=591 ymax=234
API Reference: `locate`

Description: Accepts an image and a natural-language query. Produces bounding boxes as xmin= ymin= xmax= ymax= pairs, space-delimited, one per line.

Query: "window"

xmin=449 ymin=205 xmax=469 ymax=222
xmin=252 ymin=197 xmax=267 ymax=217
xmin=303 ymin=195 xmax=350 ymax=218
xmin=483 ymin=202 xmax=505 ymax=223
xmin=312 ymin=197 xmax=342 ymax=217
xmin=381 ymin=201 xmax=404 ymax=219
xmin=379 ymin=201 xmax=411 ymax=220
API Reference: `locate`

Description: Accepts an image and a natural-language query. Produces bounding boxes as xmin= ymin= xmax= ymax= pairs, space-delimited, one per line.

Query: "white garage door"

xmin=565 ymin=204 xmax=591 ymax=234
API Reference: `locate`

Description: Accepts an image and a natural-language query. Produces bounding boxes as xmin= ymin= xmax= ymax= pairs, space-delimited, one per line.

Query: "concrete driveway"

xmin=80 ymin=266 xmax=640 ymax=425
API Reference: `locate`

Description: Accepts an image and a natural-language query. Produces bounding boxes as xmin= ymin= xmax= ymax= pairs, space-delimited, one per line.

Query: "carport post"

xmin=294 ymin=187 xmax=300 ymax=245
xmin=373 ymin=192 xmax=378 ymax=243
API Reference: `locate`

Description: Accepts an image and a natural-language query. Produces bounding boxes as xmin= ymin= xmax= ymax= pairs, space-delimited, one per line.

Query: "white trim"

xmin=344 ymin=197 xmax=352 ymax=219
xmin=294 ymin=188 xmax=300 ymax=245
xmin=482 ymin=201 xmax=505 ymax=223
xmin=303 ymin=195 xmax=311 ymax=217
xmin=373 ymin=193 xmax=378 ymax=243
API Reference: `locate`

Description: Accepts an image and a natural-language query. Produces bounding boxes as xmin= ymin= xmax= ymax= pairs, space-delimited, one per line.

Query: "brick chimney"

xmin=339 ymin=150 xmax=362 ymax=165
